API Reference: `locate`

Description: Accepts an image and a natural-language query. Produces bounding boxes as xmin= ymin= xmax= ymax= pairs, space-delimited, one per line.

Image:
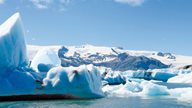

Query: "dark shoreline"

xmin=0 ymin=94 xmax=79 ymax=102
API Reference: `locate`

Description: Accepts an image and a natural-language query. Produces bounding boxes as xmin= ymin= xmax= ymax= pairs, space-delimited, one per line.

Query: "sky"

xmin=0 ymin=0 xmax=192 ymax=55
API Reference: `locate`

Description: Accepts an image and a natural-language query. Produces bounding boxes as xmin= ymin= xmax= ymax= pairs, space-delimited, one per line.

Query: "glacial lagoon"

xmin=0 ymin=96 xmax=191 ymax=108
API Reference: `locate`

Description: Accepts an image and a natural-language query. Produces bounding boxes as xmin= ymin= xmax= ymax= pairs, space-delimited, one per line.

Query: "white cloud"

xmin=114 ymin=0 xmax=145 ymax=6
xmin=29 ymin=0 xmax=73 ymax=10
xmin=0 ymin=0 xmax=5 ymax=4
xmin=30 ymin=0 xmax=53 ymax=9
xmin=59 ymin=0 xmax=72 ymax=11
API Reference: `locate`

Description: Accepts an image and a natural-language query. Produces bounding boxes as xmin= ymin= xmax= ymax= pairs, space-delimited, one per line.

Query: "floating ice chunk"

xmin=127 ymin=70 xmax=176 ymax=82
xmin=178 ymin=91 xmax=192 ymax=104
xmin=151 ymin=72 xmax=177 ymax=82
xmin=43 ymin=65 xmax=105 ymax=98
xmin=103 ymin=80 xmax=170 ymax=97
xmin=30 ymin=48 xmax=61 ymax=72
xmin=103 ymin=71 xmax=126 ymax=85
xmin=168 ymin=73 xmax=192 ymax=83
xmin=127 ymin=71 xmax=151 ymax=80
xmin=140 ymin=81 xmax=169 ymax=96
xmin=102 ymin=84 xmax=124 ymax=94
xmin=109 ymin=81 xmax=142 ymax=97
xmin=169 ymin=88 xmax=192 ymax=105
xmin=0 ymin=12 xmax=28 ymax=76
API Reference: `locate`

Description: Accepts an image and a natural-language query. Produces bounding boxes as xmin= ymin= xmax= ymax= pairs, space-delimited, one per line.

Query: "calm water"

xmin=0 ymin=97 xmax=191 ymax=108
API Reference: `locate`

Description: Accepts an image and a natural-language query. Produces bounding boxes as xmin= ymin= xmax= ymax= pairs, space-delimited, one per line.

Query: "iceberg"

xmin=151 ymin=72 xmax=177 ymax=82
xmin=169 ymin=88 xmax=192 ymax=105
xmin=177 ymin=90 xmax=192 ymax=104
xmin=0 ymin=12 xmax=28 ymax=76
xmin=0 ymin=13 xmax=104 ymax=99
xmin=103 ymin=80 xmax=169 ymax=97
xmin=102 ymin=71 xmax=126 ymax=85
xmin=0 ymin=13 xmax=37 ymax=96
xmin=43 ymin=65 xmax=105 ymax=98
xmin=140 ymin=81 xmax=169 ymax=96
xmin=30 ymin=48 xmax=61 ymax=72
xmin=126 ymin=70 xmax=177 ymax=82
xmin=168 ymin=73 xmax=192 ymax=83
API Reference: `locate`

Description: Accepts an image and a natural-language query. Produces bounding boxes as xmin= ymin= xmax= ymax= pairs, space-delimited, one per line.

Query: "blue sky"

xmin=0 ymin=0 xmax=192 ymax=55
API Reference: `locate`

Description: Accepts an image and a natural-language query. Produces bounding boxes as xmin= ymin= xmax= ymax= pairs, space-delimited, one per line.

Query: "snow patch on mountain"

xmin=27 ymin=44 xmax=192 ymax=70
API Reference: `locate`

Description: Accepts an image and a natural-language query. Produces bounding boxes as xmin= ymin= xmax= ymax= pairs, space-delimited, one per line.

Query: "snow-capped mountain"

xmin=27 ymin=44 xmax=192 ymax=71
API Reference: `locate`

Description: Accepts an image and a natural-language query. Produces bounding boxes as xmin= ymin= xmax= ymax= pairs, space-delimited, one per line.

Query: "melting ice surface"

xmin=0 ymin=12 xmax=192 ymax=107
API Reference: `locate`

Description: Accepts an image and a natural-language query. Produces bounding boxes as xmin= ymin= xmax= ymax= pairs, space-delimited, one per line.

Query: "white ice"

xmin=103 ymin=80 xmax=192 ymax=105
xmin=0 ymin=13 xmax=104 ymax=99
xmin=0 ymin=12 xmax=28 ymax=76
xmin=43 ymin=65 xmax=105 ymax=98
xmin=30 ymin=48 xmax=61 ymax=72
xmin=168 ymin=73 xmax=192 ymax=83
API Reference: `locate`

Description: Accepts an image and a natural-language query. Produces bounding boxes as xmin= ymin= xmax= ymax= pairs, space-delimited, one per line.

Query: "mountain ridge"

xmin=27 ymin=44 xmax=192 ymax=71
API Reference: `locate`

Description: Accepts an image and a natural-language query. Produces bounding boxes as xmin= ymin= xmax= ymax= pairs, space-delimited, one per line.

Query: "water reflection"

xmin=0 ymin=96 xmax=191 ymax=108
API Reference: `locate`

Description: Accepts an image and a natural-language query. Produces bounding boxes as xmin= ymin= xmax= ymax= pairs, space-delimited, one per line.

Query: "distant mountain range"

xmin=27 ymin=44 xmax=192 ymax=71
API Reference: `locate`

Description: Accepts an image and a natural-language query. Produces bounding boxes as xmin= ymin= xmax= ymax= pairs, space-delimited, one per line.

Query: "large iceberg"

xmin=0 ymin=13 xmax=39 ymax=96
xmin=0 ymin=13 xmax=104 ymax=99
xmin=43 ymin=65 xmax=105 ymax=98
xmin=0 ymin=12 xmax=28 ymax=76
